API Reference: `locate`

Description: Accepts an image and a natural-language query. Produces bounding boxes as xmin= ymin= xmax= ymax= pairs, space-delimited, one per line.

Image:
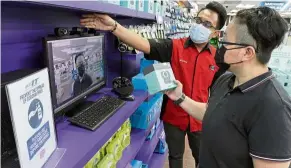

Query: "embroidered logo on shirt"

xmin=179 ymin=59 xmax=188 ymax=63
xmin=209 ymin=65 xmax=215 ymax=71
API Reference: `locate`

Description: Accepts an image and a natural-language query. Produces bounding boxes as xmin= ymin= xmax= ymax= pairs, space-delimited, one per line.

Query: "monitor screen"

xmin=44 ymin=36 xmax=106 ymax=114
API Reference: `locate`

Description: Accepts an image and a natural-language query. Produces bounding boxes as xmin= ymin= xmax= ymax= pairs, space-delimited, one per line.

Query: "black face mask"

xmin=77 ymin=64 xmax=85 ymax=77
xmin=215 ymin=45 xmax=244 ymax=71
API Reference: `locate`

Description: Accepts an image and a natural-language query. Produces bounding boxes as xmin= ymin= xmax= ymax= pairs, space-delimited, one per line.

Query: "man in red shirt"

xmin=81 ymin=2 xmax=227 ymax=167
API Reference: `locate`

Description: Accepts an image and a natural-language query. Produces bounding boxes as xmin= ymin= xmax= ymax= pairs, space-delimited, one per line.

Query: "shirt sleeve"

xmin=248 ymin=102 xmax=291 ymax=161
xmin=144 ymin=39 xmax=173 ymax=63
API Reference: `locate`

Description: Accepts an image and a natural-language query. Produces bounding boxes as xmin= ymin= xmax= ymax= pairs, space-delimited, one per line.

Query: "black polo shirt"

xmin=199 ymin=70 xmax=291 ymax=168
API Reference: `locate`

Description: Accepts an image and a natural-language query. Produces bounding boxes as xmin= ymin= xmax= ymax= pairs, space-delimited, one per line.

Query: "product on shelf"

xmin=131 ymin=160 xmax=143 ymax=168
xmin=146 ymin=124 xmax=156 ymax=140
xmin=96 ymin=154 xmax=116 ymax=168
xmin=120 ymin=0 xmax=136 ymax=9
xmin=130 ymin=93 xmax=163 ymax=129
xmin=154 ymin=130 xmax=168 ymax=154
xmin=144 ymin=0 xmax=154 ymax=14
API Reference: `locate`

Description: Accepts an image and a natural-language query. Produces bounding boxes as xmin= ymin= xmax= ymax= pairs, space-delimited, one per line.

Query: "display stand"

xmin=42 ymin=148 xmax=66 ymax=168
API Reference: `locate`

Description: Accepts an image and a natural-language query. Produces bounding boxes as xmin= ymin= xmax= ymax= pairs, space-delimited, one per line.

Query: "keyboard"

xmin=69 ymin=95 xmax=126 ymax=131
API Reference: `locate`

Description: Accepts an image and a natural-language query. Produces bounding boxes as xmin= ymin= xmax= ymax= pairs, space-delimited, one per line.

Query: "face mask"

xmin=215 ymin=45 xmax=244 ymax=71
xmin=77 ymin=64 xmax=85 ymax=77
xmin=189 ymin=24 xmax=211 ymax=44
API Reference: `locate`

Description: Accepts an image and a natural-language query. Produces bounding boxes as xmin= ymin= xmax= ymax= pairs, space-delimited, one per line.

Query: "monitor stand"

xmin=64 ymin=100 xmax=95 ymax=118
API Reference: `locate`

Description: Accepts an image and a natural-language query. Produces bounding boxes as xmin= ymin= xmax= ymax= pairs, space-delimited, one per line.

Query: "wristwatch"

xmin=173 ymin=93 xmax=186 ymax=105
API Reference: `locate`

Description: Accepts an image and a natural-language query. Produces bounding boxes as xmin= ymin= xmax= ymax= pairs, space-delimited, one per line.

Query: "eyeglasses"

xmin=193 ymin=17 xmax=215 ymax=30
xmin=218 ymin=41 xmax=257 ymax=52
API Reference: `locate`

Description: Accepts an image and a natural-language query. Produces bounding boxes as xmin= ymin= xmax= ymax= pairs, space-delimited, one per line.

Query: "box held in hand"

xmin=143 ymin=62 xmax=177 ymax=95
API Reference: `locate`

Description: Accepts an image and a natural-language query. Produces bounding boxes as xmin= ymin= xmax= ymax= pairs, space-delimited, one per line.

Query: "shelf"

xmin=117 ymin=107 xmax=162 ymax=168
xmin=17 ymin=0 xmax=160 ymax=21
xmin=54 ymin=88 xmax=148 ymax=168
xmin=148 ymin=150 xmax=168 ymax=168
xmin=135 ymin=123 xmax=164 ymax=164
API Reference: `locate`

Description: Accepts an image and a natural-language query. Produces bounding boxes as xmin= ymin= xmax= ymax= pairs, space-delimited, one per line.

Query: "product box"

xmin=120 ymin=0 xmax=136 ymax=10
xmin=146 ymin=124 xmax=156 ymax=140
xmin=131 ymin=160 xmax=143 ymax=168
xmin=143 ymin=62 xmax=177 ymax=95
xmin=117 ymin=128 xmax=131 ymax=148
xmin=154 ymin=130 xmax=168 ymax=154
xmin=136 ymin=0 xmax=144 ymax=11
xmin=96 ymin=154 xmax=116 ymax=168
xmin=140 ymin=58 xmax=159 ymax=73
xmin=84 ymin=150 xmax=101 ymax=168
xmin=122 ymin=118 xmax=131 ymax=130
xmin=106 ymin=137 xmax=123 ymax=161
xmin=132 ymin=73 xmax=148 ymax=91
xmin=142 ymin=164 xmax=149 ymax=168
xmin=130 ymin=93 xmax=163 ymax=129
xmin=103 ymin=0 xmax=120 ymax=5
xmin=144 ymin=0 xmax=154 ymax=13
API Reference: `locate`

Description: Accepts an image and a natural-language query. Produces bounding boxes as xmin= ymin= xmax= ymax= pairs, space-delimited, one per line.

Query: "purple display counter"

xmin=135 ymin=123 xmax=164 ymax=164
xmin=54 ymin=89 xmax=148 ymax=168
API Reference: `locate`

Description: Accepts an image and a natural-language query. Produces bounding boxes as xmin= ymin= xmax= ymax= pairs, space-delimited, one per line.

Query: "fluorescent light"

xmin=236 ymin=4 xmax=255 ymax=9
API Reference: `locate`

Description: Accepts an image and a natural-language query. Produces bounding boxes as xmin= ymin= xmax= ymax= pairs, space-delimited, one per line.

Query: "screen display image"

xmin=46 ymin=36 xmax=105 ymax=112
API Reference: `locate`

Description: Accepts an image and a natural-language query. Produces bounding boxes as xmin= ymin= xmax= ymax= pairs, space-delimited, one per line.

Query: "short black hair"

xmin=74 ymin=53 xmax=85 ymax=63
xmin=235 ymin=7 xmax=288 ymax=64
xmin=198 ymin=1 xmax=227 ymax=30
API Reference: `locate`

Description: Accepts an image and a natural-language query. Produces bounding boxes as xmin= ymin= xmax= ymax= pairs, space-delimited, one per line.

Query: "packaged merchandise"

xmin=106 ymin=137 xmax=123 ymax=161
xmin=130 ymin=93 xmax=163 ymax=129
xmin=132 ymin=73 xmax=148 ymax=91
xmin=136 ymin=0 xmax=144 ymax=11
xmin=96 ymin=154 xmax=116 ymax=168
xmin=146 ymin=124 xmax=156 ymax=140
xmin=140 ymin=58 xmax=159 ymax=73
xmin=154 ymin=130 xmax=168 ymax=154
xmin=120 ymin=0 xmax=136 ymax=9
xmin=131 ymin=160 xmax=143 ymax=168
xmin=117 ymin=128 xmax=131 ymax=148
xmin=141 ymin=164 xmax=149 ymax=168
xmin=143 ymin=62 xmax=177 ymax=95
xmin=144 ymin=0 xmax=154 ymax=13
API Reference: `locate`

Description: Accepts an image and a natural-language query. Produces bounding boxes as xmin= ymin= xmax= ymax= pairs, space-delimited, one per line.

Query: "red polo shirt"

xmin=145 ymin=38 xmax=218 ymax=132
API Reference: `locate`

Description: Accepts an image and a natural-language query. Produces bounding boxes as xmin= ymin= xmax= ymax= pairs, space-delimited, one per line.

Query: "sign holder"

xmin=6 ymin=68 xmax=66 ymax=168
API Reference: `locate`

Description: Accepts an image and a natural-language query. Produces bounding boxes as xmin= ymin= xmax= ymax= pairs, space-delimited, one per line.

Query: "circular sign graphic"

xmin=28 ymin=99 xmax=44 ymax=129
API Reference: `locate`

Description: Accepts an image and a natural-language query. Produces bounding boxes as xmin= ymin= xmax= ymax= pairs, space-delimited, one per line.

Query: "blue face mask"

xmin=189 ymin=24 xmax=211 ymax=44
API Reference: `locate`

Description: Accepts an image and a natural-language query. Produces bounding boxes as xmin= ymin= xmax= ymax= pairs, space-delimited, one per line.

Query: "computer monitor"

xmin=44 ymin=35 xmax=106 ymax=115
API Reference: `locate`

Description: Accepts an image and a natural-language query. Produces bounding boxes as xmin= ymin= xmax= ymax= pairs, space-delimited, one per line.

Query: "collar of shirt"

xmin=227 ymin=69 xmax=275 ymax=93
xmin=184 ymin=37 xmax=213 ymax=54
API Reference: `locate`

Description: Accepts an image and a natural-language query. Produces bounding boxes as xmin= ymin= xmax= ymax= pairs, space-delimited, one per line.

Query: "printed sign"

xmin=260 ymin=1 xmax=286 ymax=10
xmin=6 ymin=68 xmax=57 ymax=168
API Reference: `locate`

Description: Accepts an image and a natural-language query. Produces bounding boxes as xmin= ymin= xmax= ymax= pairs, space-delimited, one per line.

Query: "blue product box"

xmin=120 ymin=0 xmax=136 ymax=9
xmin=136 ymin=0 xmax=144 ymax=11
xmin=131 ymin=160 xmax=143 ymax=168
xmin=132 ymin=73 xmax=148 ymax=91
xmin=154 ymin=130 xmax=168 ymax=154
xmin=130 ymin=94 xmax=162 ymax=129
xmin=103 ymin=0 xmax=120 ymax=5
xmin=155 ymin=118 xmax=161 ymax=130
xmin=146 ymin=125 xmax=156 ymax=140
xmin=140 ymin=58 xmax=158 ymax=73
xmin=142 ymin=164 xmax=148 ymax=168
xmin=143 ymin=63 xmax=177 ymax=95
xmin=154 ymin=2 xmax=161 ymax=15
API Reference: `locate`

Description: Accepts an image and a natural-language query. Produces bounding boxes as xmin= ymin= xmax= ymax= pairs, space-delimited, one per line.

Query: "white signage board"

xmin=6 ymin=68 xmax=57 ymax=168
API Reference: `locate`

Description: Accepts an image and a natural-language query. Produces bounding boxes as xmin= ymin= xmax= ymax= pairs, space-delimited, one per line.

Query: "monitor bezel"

xmin=43 ymin=35 xmax=107 ymax=116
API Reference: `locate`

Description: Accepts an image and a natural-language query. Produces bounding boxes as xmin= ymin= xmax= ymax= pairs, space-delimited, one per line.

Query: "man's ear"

xmin=242 ymin=46 xmax=256 ymax=61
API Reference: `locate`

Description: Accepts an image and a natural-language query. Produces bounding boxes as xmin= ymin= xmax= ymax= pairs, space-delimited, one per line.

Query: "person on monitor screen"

xmin=164 ymin=7 xmax=291 ymax=168
xmin=80 ymin=2 xmax=227 ymax=167
xmin=72 ymin=53 xmax=93 ymax=96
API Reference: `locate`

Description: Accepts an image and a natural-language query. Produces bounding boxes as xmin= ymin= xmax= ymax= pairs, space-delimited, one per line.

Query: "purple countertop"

xmin=148 ymin=150 xmax=168 ymax=168
xmin=135 ymin=123 xmax=164 ymax=164
xmin=54 ymin=88 xmax=148 ymax=168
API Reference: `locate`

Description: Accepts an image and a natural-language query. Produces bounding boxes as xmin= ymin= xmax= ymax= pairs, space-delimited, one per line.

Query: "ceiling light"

xmin=236 ymin=4 xmax=255 ymax=9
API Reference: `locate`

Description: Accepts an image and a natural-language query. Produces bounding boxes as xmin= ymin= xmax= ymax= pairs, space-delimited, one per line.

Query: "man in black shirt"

xmin=73 ymin=53 xmax=93 ymax=96
xmin=165 ymin=7 xmax=291 ymax=168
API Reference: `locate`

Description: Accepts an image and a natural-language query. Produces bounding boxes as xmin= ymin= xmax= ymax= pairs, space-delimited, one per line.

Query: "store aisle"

xmin=163 ymin=136 xmax=196 ymax=168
